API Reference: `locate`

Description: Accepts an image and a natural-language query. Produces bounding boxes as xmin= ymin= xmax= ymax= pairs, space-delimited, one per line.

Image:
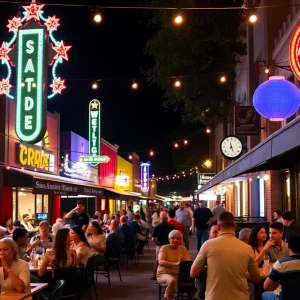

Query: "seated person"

xmin=70 ymin=225 xmax=90 ymax=266
xmin=2 ymin=216 xmax=13 ymax=235
xmin=106 ymin=220 xmax=124 ymax=259
xmin=86 ymin=221 xmax=106 ymax=265
xmin=157 ymin=230 xmax=193 ymax=300
xmin=128 ymin=214 xmax=145 ymax=254
xmin=51 ymin=218 xmax=64 ymax=235
xmin=119 ymin=216 xmax=136 ymax=255
xmin=263 ymin=231 xmax=300 ymax=300
xmin=0 ymin=238 xmax=30 ymax=294
xmin=39 ymin=228 xmax=74 ymax=277
xmin=27 ymin=220 xmax=53 ymax=255
xmin=12 ymin=228 xmax=30 ymax=262
xmin=13 ymin=220 xmax=25 ymax=230
xmin=0 ymin=226 xmax=6 ymax=240
xmin=21 ymin=214 xmax=37 ymax=233
xmin=239 ymin=228 xmax=251 ymax=244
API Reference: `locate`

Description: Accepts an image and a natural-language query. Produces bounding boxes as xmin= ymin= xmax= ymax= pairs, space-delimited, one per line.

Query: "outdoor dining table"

xmin=0 ymin=282 xmax=48 ymax=300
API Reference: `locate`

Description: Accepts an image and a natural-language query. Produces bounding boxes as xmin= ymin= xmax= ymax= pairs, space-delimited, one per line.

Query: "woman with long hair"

xmin=38 ymin=228 xmax=74 ymax=277
xmin=70 ymin=225 xmax=90 ymax=266
xmin=2 ymin=216 xmax=13 ymax=234
xmin=86 ymin=221 xmax=106 ymax=265
xmin=249 ymin=225 xmax=274 ymax=267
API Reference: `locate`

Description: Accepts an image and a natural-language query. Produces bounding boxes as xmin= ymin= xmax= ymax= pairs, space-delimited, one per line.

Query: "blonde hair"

xmin=0 ymin=237 xmax=19 ymax=261
xmin=168 ymin=230 xmax=183 ymax=243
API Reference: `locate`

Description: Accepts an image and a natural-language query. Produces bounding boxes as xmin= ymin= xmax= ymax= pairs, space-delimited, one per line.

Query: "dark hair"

xmin=249 ymin=225 xmax=265 ymax=250
xmin=115 ymin=213 xmax=121 ymax=218
xmin=274 ymin=210 xmax=282 ymax=217
xmin=199 ymin=200 xmax=204 ymax=204
xmin=12 ymin=228 xmax=28 ymax=241
xmin=3 ymin=216 xmax=13 ymax=230
xmin=282 ymin=211 xmax=294 ymax=221
xmin=53 ymin=228 xmax=70 ymax=268
xmin=168 ymin=209 xmax=175 ymax=218
xmin=92 ymin=215 xmax=100 ymax=220
xmin=22 ymin=214 xmax=29 ymax=219
xmin=134 ymin=214 xmax=141 ymax=220
xmin=90 ymin=221 xmax=103 ymax=234
xmin=269 ymin=222 xmax=284 ymax=232
xmin=71 ymin=225 xmax=90 ymax=248
xmin=128 ymin=206 xmax=132 ymax=211
xmin=217 ymin=212 xmax=235 ymax=228
xmin=216 ymin=200 xmax=220 ymax=205
xmin=286 ymin=231 xmax=300 ymax=253
xmin=76 ymin=200 xmax=85 ymax=206
xmin=13 ymin=220 xmax=24 ymax=228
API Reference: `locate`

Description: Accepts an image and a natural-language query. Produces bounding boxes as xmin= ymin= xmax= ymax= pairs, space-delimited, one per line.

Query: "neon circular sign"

xmin=290 ymin=24 xmax=300 ymax=81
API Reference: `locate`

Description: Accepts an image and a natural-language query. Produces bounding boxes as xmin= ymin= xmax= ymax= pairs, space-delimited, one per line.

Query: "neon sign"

xmin=80 ymin=99 xmax=109 ymax=165
xmin=290 ymin=24 xmax=300 ymax=81
xmin=16 ymin=28 xmax=46 ymax=143
xmin=140 ymin=162 xmax=150 ymax=193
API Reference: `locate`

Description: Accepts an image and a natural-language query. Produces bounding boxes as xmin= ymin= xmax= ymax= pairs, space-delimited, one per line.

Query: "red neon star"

xmin=7 ymin=17 xmax=22 ymax=32
xmin=53 ymin=41 xmax=72 ymax=61
xmin=45 ymin=16 xmax=60 ymax=31
xmin=23 ymin=3 xmax=45 ymax=22
xmin=90 ymin=100 xmax=99 ymax=109
xmin=50 ymin=77 xmax=66 ymax=94
xmin=0 ymin=79 xmax=12 ymax=95
xmin=0 ymin=42 xmax=12 ymax=62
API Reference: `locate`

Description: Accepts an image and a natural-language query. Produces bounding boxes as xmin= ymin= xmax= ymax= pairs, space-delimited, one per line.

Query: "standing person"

xmin=127 ymin=206 xmax=134 ymax=222
xmin=65 ymin=200 xmax=89 ymax=232
xmin=190 ymin=212 xmax=260 ymax=300
xmin=211 ymin=200 xmax=225 ymax=221
xmin=273 ymin=210 xmax=282 ymax=223
xmin=185 ymin=204 xmax=194 ymax=220
xmin=168 ymin=209 xmax=183 ymax=233
xmin=191 ymin=200 xmax=214 ymax=252
xmin=152 ymin=208 xmax=161 ymax=227
xmin=175 ymin=202 xmax=191 ymax=250
xmin=281 ymin=211 xmax=300 ymax=238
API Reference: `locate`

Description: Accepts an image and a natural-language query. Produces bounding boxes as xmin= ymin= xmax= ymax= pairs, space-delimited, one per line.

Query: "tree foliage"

xmin=145 ymin=0 xmax=247 ymax=126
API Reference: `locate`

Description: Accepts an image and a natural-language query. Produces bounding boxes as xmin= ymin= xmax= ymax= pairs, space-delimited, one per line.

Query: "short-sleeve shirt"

xmin=211 ymin=205 xmax=225 ymax=220
xmin=193 ymin=207 xmax=213 ymax=229
xmin=87 ymin=234 xmax=106 ymax=256
xmin=193 ymin=233 xmax=259 ymax=300
xmin=168 ymin=219 xmax=183 ymax=233
xmin=152 ymin=222 xmax=175 ymax=246
xmin=175 ymin=208 xmax=191 ymax=228
xmin=30 ymin=234 xmax=53 ymax=254
xmin=70 ymin=211 xmax=89 ymax=228
xmin=128 ymin=221 xmax=142 ymax=235
xmin=157 ymin=245 xmax=189 ymax=276
xmin=265 ymin=241 xmax=289 ymax=263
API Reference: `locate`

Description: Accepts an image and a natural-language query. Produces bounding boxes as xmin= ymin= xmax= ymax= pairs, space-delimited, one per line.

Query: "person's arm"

xmin=26 ymin=239 xmax=41 ymax=254
xmin=247 ymin=247 xmax=261 ymax=284
xmin=151 ymin=227 xmax=160 ymax=245
xmin=38 ymin=252 xmax=50 ymax=277
xmin=74 ymin=247 xmax=84 ymax=266
xmin=255 ymin=240 xmax=275 ymax=266
xmin=264 ymin=277 xmax=279 ymax=291
xmin=263 ymin=261 xmax=281 ymax=290
xmin=206 ymin=209 xmax=214 ymax=224
xmin=190 ymin=243 xmax=208 ymax=278
xmin=191 ymin=218 xmax=195 ymax=233
xmin=65 ymin=207 xmax=77 ymax=219
xmin=0 ymin=258 xmax=27 ymax=293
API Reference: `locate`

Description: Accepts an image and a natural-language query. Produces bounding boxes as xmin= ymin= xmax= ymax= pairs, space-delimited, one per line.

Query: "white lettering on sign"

xmin=26 ymin=40 xmax=34 ymax=54
xmin=25 ymin=115 xmax=33 ymax=129
xmin=25 ymin=97 xmax=34 ymax=111
xmin=24 ymin=59 xmax=35 ymax=73
xmin=25 ymin=78 xmax=34 ymax=92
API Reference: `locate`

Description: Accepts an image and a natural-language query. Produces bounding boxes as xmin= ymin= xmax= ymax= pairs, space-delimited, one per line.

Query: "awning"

xmin=199 ymin=115 xmax=300 ymax=193
xmin=102 ymin=187 xmax=141 ymax=201
xmin=4 ymin=167 xmax=104 ymax=196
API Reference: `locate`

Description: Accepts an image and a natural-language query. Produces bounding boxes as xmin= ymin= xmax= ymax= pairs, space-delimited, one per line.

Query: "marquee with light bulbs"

xmin=0 ymin=0 xmax=71 ymax=143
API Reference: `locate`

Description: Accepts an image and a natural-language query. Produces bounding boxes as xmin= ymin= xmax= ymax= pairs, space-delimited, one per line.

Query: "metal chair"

xmin=121 ymin=247 xmax=138 ymax=271
xmin=281 ymin=271 xmax=300 ymax=300
xmin=39 ymin=280 xmax=65 ymax=300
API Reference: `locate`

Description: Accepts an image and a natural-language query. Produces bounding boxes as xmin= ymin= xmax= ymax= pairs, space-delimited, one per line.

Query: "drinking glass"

xmin=263 ymin=254 xmax=270 ymax=267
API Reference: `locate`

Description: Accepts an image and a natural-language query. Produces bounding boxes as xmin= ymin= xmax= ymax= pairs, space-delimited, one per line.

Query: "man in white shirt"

xmin=21 ymin=214 xmax=37 ymax=233
xmin=191 ymin=212 xmax=260 ymax=300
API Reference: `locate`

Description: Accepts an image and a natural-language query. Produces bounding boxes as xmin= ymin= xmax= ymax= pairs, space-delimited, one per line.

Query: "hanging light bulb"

xmin=249 ymin=14 xmax=258 ymax=23
xmin=206 ymin=127 xmax=211 ymax=134
xmin=265 ymin=67 xmax=270 ymax=74
xmin=184 ymin=139 xmax=188 ymax=145
xmin=174 ymin=143 xmax=179 ymax=148
xmin=220 ymin=75 xmax=227 ymax=83
xmin=174 ymin=80 xmax=181 ymax=88
xmin=92 ymin=82 xmax=98 ymax=89
xmin=128 ymin=155 xmax=133 ymax=160
xmin=132 ymin=82 xmax=138 ymax=90
xmin=94 ymin=13 xmax=102 ymax=23
xmin=174 ymin=14 xmax=183 ymax=25
xmin=203 ymin=159 xmax=212 ymax=168
xmin=149 ymin=150 xmax=154 ymax=156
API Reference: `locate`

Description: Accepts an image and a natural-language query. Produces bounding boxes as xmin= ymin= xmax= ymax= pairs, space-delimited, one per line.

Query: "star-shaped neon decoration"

xmin=0 ymin=79 xmax=12 ymax=95
xmin=53 ymin=41 xmax=72 ymax=61
xmin=23 ymin=3 xmax=45 ymax=22
xmin=0 ymin=42 xmax=12 ymax=62
xmin=45 ymin=16 xmax=60 ymax=31
xmin=7 ymin=17 xmax=22 ymax=32
xmin=90 ymin=100 xmax=99 ymax=109
xmin=50 ymin=77 xmax=66 ymax=94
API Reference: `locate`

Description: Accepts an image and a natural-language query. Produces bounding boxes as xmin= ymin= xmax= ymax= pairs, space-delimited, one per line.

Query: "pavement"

xmin=93 ymin=235 xmax=198 ymax=300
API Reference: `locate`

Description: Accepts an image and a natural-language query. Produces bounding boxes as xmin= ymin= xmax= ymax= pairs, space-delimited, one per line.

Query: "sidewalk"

xmin=94 ymin=235 xmax=198 ymax=299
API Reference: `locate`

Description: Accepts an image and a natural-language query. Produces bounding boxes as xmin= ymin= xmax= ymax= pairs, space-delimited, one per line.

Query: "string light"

xmin=174 ymin=14 xmax=183 ymax=25
xmin=149 ymin=150 xmax=154 ymax=156
xmin=265 ymin=67 xmax=270 ymax=74
xmin=128 ymin=155 xmax=133 ymax=160
xmin=203 ymin=159 xmax=212 ymax=168
xmin=94 ymin=13 xmax=102 ymax=23
xmin=249 ymin=14 xmax=258 ymax=23
xmin=132 ymin=82 xmax=138 ymax=89
xmin=174 ymin=80 xmax=181 ymax=88
xmin=206 ymin=127 xmax=211 ymax=134
xmin=92 ymin=82 xmax=98 ymax=89
xmin=174 ymin=143 xmax=179 ymax=148
xmin=220 ymin=75 xmax=227 ymax=83
xmin=184 ymin=139 xmax=188 ymax=145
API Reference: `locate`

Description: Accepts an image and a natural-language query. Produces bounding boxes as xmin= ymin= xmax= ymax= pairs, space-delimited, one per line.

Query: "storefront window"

xmin=116 ymin=200 xmax=121 ymax=212
xmin=36 ymin=194 xmax=43 ymax=213
xmin=101 ymin=199 xmax=106 ymax=211
xmin=43 ymin=195 xmax=49 ymax=213
xmin=259 ymin=178 xmax=265 ymax=217
xmin=17 ymin=188 xmax=35 ymax=220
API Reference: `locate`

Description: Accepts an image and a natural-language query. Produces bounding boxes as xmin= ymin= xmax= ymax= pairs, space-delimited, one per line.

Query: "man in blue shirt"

xmin=65 ymin=200 xmax=89 ymax=232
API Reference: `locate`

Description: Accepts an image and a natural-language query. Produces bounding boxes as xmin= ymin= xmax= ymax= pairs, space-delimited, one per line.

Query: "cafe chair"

xmin=158 ymin=261 xmax=195 ymax=300
xmin=121 ymin=247 xmax=139 ymax=271
xmin=39 ymin=280 xmax=65 ymax=300
xmin=281 ymin=272 xmax=300 ymax=300
xmin=144 ymin=228 xmax=151 ymax=250
xmin=85 ymin=254 xmax=98 ymax=299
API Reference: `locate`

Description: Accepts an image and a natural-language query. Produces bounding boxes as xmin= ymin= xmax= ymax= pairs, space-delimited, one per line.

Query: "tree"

xmin=145 ymin=0 xmax=247 ymax=127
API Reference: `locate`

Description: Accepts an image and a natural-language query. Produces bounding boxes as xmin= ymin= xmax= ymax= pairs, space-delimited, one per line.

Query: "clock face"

xmin=220 ymin=136 xmax=243 ymax=159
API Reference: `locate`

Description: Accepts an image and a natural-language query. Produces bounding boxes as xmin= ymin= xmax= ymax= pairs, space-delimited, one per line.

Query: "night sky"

xmin=0 ymin=0 xmax=209 ymax=193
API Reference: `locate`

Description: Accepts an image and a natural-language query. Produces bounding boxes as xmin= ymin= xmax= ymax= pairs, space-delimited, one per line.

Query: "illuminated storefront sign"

xmin=16 ymin=142 xmax=54 ymax=173
xmin=115 ymin=175 xmax=130 ymax=186
xmin=140 ymin=162 xmax=150 ymax=193
xmin=80 ymin=99 xmax=109 ymax=165
xmin=16 ymin=27 xmax=47 ymax=144
xmin=290 ymin=24 xmax=300 ymax=81
xmin=197 ymin=173 xmax=214 ymax=188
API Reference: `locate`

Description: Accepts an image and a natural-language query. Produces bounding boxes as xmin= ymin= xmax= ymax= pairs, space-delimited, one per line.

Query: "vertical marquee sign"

xmin=16 ymin=27 xmax=47 ymax=143
xmin=80 ymin=99 xmax=109 ymax=165
xmin=0 ymin=0 xmax=71 ymax=144
xmin=140 ymin=162 xmax=150 ymax=193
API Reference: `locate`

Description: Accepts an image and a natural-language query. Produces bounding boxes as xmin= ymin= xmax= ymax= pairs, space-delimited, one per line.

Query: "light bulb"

xmin=128 ymin=155 xmax=133 ymax=160
xmin=174 ymin=80 xmax=181 ymax=88
xmin=32 ymin=82 xmax=37 ymax=88
xmin=174 ymin=15 xmax=183 ymax=25
xmin=174 ymin=143 xmax=179 ymax=148
xmin=92 ymin=82 xmax=98 ymax=89
xmin=220 ymin=76 xmax=226 ymax=83
xmin=132 ymin=82 xmax=138 ymax=89
xmin=265 ymin=68 xmax=270 ymax=74
xmin=249 ymin=14 xmax=258 ymax=23
xmin=184 ymin=139 xmax=188 ymax=145
xmin=94 ymin=13 xmax=102 ymax=23
xmin=21 ymin=82 xmax=25 ymax=87
xmin=149 ymin=150 xmax=154 ymax=156
xmin=206 ymin=127 xmax=211 ymax=134
xmin=204 ymin=159 xmax=212 ymax=168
